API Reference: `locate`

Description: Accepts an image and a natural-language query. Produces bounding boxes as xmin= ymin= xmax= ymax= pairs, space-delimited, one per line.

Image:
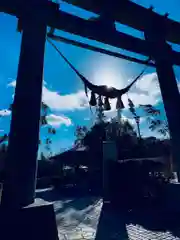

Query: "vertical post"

xmin=117 ymin=108 xmax=121 ymax=124
xmin=117 ymin=108 xmax=121 ymax=136
xmin=103 ymin=141 xmax=117 ymax=203
xmin=135 ymin=116 xmax=141 ymax=140
xmin=145 ymin=21 xmax=180 ymax=174
xmin=2 ymin=10 xmax=47 ymax=208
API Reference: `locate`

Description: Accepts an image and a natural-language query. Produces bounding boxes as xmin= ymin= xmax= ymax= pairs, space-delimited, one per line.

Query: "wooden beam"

xmin=1 ymin=0 xmax=180 ymax=66
xmin=2 ymin=4 xmax=47 ymax=208
xmin=48 ymin=13 xmax=148 ymax=56
xmin=48 ymin=34 xmax=155 ymax=67
xmin=0 ymin=0 xmax=58 ymax=18
xmin=63 ymin=0 xmax=180 ymax=45
xmin=47 ymin=11 xmax=180 ymax=66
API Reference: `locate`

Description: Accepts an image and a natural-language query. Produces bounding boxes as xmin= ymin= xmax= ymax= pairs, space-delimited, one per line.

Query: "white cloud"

xmin=105 ymin=112 xmax=146 ymax=125
xmin=135 ymin=72 xmax=160 ymax=97
xmin=125 ymin=73 xmax=162 ymax=107
xmin=84 ymin=117 xmax=90 ymax=121
xmin=7 ymin=79 xmax=89 ymax=111
xmin=6 ymin=72 xmax=169 ymax=114
xmin=85 ymin=72 xmax=162 ymax=121
xmin=121 ymin=115 xmax=146 ymax=125
xmin=7 ymin=80 xmax=16 ymax=87
xmin=0 ymin=109 xmax=11 ymax=117
xmin=46 ymin=114 xmax=72 ymax=127
xmin=6 ymin=74 xmax=166 ymax=137
xmin=123 ymin=92 xmax=159 ymax=107
xmin=8 ymin=79 xmax=47 ymax=88
xmin=178 ymin=82 xmax=180 ymax=91
xmin=97 ymin=72 xmax=162 ymax=123
xmin=42 ymin=86 xmax=88 ymax=111
xmin=107 ymin=72 xmax=161 ymax=111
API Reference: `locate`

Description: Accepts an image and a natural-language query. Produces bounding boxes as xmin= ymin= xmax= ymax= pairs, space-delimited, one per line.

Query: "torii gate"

xmin=1 ymin=0 xmax=180 ymax=209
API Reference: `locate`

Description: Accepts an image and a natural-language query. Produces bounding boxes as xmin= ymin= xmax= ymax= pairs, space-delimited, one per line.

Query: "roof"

xmin=50 ymin=145 xmax=90 ymax=165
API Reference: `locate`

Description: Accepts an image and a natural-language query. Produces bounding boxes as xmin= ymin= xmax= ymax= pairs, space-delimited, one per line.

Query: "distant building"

xmin=144 ymin=136 xmax=157 ymax=144
xmin=50 ymin=146 xmax=90 ymax=167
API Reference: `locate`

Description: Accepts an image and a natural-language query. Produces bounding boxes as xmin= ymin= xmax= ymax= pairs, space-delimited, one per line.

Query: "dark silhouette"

xmin=47 ymin=37 xmax=149 ymax=110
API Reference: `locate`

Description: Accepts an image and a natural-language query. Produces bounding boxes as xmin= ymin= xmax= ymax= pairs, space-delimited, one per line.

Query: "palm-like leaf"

xmin=141 ymin=104 xmax=169 ymax=138
xmin=40 ymin=115 xmax=48 ymax=126
xmin=128 ymin=98 xmax=136 ymax=117
xmin=157 ymin=121 xmax=169 ymax=137
xmin=140 ymin=104 xmax=160 ymax=116
xmin=41 ymin=102 xmax=49 ymax=112
xmin=149 ymin=119 xmax=162 ymax=131
xmin=148 ymin=118 xmax=169 ymax=137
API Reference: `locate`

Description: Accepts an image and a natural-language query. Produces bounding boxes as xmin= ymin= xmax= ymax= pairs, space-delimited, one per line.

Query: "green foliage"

xmin=128 ymin=98 xmax=136 ymax=117
xmin=80 ymin=118 xmax=137 ymax=154
xmin=39 ymin=101 xmax=56 ymax=158
xmin=40 ymin=102 xmax=48 ymax=126
xmin=140 ymin=104 xmax=169 ymax=138
xmin=128 ymin=98 xmax=142 ymax=138
xmin=140 ymin=104 xmax=160 ymax=116
xmin=5 ymin=100 xmax=57 ymax=158
xmin=74 ymin=125 xmax=88 ymax=147
xmin=96 ymin=105 xmax=106 ymax=124
xmin=122 ymin=119 xmax=135 ymax=133
xmin=104 ymin=117 xmax=136 ymax=141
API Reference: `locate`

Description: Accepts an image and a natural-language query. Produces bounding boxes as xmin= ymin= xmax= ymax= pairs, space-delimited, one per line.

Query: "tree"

xmin=128 ymin=98 xmax=141 ymax=139
xmin=9 ymin=100 xmax=56 ymax=158
xmin=121 ymin=119 xmax=136 ymax=136
xmin=79 ymin=117 xmax=138 ymax=167
xmin=40 ymin=101 xmax=49 ymax=126
xmin=82 ymin=117 xmax=137 ymax=149
xmin=74 ymin=125 xmax=88 ymax=148
xmin=96 ymin=104 xmax=106 ymax=124
xmin=104 ymin=117 xmax=136 ymax=141
xmin=40 ymin=101 xmax=56 ymax=158
xmin=140 ymin=104 xmax=169 ymax=138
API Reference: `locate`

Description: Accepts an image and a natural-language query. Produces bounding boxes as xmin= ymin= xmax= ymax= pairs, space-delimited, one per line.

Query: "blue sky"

xmin=0 ymin=0 xmax=180 ymax=155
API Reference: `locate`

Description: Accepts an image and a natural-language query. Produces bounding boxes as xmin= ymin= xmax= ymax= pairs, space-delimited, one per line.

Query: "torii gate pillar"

xmin=2 ymin=9 xmax=46 ymax=208
xmin=145 ymin=22 xmax=180 ymax=176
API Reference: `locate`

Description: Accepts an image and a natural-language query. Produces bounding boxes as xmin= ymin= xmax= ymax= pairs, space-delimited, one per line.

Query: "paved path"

xmin=36 ymin=190 xmax=180 ymax=240
xmin=53 ymin=197 xmax=101 ymax=240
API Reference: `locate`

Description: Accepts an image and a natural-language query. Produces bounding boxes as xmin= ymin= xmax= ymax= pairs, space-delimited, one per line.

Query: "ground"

xmin=36 ymin=188 xmax=180 ymax=240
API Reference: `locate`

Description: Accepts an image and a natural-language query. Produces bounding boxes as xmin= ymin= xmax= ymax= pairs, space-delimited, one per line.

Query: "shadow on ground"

xmin=36 ymin=187 xmax=99 ymax=211
xmin=95 ymin=202 xmax=180 ymax=239
xmin=95 ymin=204 xmax=129 ymax=240
xmin=36 ymin=187 xmax=101 ymax=238
xmin=36 ymin=185 xmax=180 ymax=239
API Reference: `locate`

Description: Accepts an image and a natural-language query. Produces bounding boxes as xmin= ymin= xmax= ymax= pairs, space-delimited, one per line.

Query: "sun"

xmin=101 ymin=71 xmax=116 ymax=87
xmin=90 ymin=56 xmax=125 ymax=89
xmin=93 ymin=68 xmax=120 ymax=88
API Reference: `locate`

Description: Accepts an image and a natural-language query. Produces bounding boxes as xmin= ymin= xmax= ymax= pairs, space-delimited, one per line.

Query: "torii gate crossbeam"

xmin=63 ymin=0 xmax=180 ymax=45
xmin=2 ymin=0 xmax=180 ymax=66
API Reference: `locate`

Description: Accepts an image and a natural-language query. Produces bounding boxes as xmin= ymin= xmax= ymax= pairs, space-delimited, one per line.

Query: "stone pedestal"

xmin=0 ymin=201 xmax=59 ymax=240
